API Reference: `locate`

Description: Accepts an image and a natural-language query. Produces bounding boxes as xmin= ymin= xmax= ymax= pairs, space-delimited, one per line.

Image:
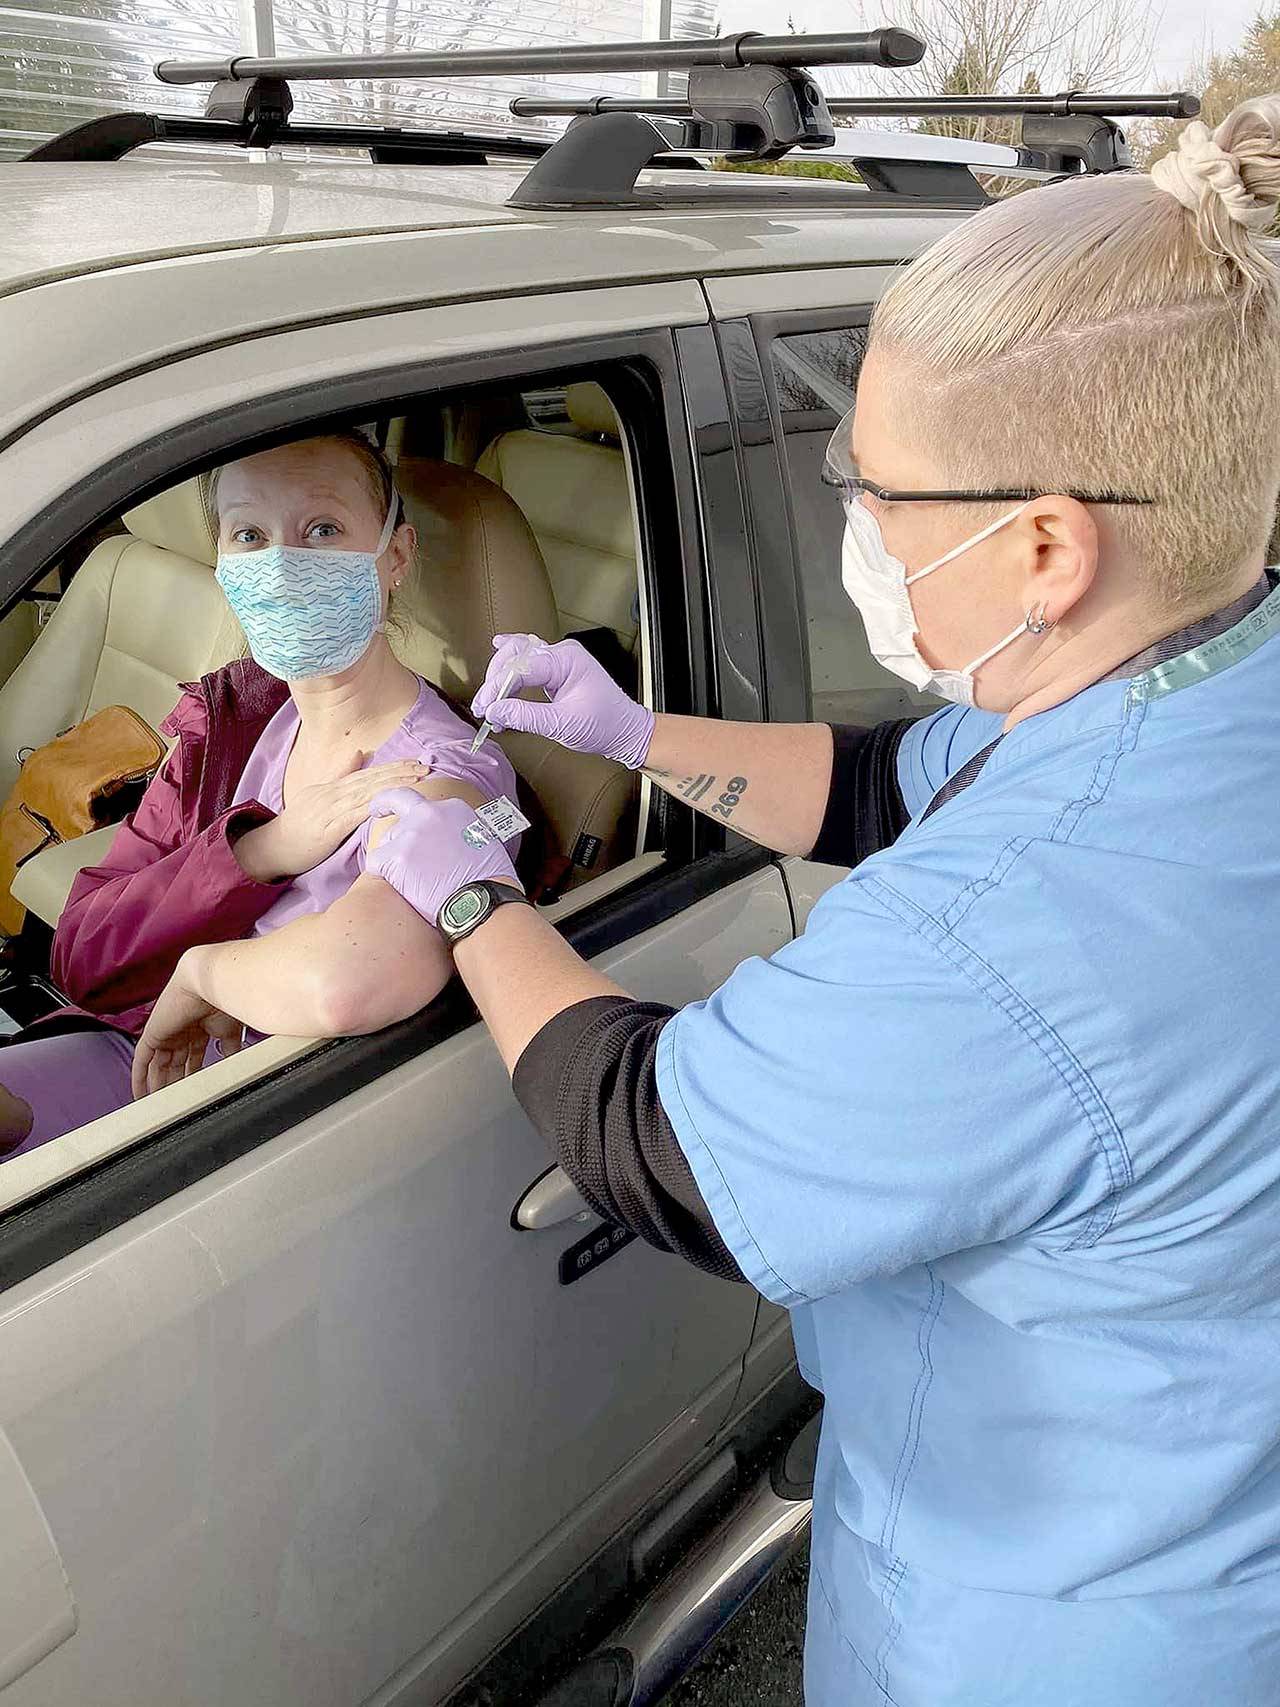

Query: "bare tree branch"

xmin=823 ymin=0 xmax=1154 ymax=150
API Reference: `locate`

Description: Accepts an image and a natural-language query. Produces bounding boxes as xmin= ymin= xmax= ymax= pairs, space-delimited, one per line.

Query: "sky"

xmin=732 ymin=1 xmax=1256 ymax=84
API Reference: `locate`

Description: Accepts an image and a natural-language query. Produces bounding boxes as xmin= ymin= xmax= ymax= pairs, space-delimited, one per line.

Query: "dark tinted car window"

xmin=770 ymin=325 xmax=939 ymax=726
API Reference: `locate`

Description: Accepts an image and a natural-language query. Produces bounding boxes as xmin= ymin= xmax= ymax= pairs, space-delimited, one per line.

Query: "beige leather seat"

xmin=5 ymin=477 xmax=244 ymax=926
xmin=394 ymin=457 xmax=636 ymax=889
xmin=475 ymin=382 xmax=638 ymax=653
xmin=12 ymin=461 xmax=636 ymax=926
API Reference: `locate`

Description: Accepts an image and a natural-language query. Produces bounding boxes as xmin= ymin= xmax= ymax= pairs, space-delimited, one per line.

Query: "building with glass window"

xmin=0 ymin=0 xmax=717 ymax=159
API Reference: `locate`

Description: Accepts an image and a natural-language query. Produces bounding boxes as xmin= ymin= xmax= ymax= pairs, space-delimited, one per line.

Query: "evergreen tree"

xmin=1134 ymin=12 xmax=1280 ymax=168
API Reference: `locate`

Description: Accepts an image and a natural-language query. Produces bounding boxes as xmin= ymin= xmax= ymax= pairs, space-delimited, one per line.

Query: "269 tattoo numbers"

xmin=709 ymin=776 xmax=748 ymax=819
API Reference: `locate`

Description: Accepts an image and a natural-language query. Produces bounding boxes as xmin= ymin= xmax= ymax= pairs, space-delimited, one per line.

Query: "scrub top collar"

xmin=1126 ymin=570 xmax=1280 ymax=703
xmin=919 ymin=571 xmax=1276 ymax=825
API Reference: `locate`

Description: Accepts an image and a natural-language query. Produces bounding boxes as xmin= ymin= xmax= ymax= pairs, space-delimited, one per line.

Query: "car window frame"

xmin=0 ymin=325 xmax=772 ymax=1293
xmin=747 ymin=305 xmax=945 ymax=730
xmin=705 ymin=316 xmax=814 ymax=728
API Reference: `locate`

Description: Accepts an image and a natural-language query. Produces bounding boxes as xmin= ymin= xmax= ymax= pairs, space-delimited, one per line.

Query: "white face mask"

xmin=840 ymin=497 xmax=1037 ymax=707
xmin=216 ymin=500 xmax=399 ymax=681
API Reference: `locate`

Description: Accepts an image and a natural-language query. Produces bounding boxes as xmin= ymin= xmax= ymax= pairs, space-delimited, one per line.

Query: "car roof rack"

xmin=128 ymin=27 xmax=923 ymax=204
xmin=21 ymin=29 xmax=1199 ymax=212
xmin=23 ymin=28 xmax=919 ymax=185
xmin=511 ymin=89 xmax=1200 ymax=190
xmin=823 ymin=91 xmax=1199 ymax=176
xmin=146 ymin=27 xmax=929 ymax=206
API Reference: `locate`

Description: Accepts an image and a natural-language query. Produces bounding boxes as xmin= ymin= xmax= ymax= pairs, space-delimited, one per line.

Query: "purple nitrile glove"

xmin=471 ymin=634 xmax=655 ymax=770
xmin=364 ymin=790 xmax=520 ymax=929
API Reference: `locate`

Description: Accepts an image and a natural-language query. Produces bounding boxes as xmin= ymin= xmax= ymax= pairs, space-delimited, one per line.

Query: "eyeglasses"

xmin=822 ymin=406 xmax=1156 ymax=509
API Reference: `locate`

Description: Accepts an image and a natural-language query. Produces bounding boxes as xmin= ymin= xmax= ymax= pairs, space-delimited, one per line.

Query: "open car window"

xmin=0 ymin=359 xmax=693 ymax=1219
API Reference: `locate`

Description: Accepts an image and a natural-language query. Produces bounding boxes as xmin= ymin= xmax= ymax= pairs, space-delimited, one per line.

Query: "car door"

xmin=0 ymin=281 xmax=788 ymax=1706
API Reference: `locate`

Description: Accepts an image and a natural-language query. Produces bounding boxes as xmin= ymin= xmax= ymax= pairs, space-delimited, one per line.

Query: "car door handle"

xmin=513 ymin=1165 xmax=593 ymax=1231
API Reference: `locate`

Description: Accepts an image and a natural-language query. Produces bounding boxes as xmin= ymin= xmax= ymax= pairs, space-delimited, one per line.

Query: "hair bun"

xmin=1150 ymin=96 xmax=1280 ymax=293
xmin=1151 ymin=116 xmax=1274 ymax=230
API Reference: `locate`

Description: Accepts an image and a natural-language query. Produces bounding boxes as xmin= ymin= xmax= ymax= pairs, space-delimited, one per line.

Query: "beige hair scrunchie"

xmin=1151 ymin=119 xmax=1275 ymax=231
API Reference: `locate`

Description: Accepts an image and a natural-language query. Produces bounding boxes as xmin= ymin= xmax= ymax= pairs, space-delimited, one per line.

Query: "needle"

xmin=469 ymin=640 xmax=538 ymax=754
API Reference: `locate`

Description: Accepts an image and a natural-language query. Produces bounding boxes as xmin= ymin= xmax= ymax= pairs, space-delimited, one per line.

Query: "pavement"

xmin=663 ymin=1536 xmax=808 ymax=1707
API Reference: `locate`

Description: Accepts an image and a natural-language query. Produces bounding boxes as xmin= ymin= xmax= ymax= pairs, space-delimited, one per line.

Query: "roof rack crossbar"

xmin=830 ymin=91 xmax=1198 ymax=118
xmin=511 ymin=90 xmax=1199 ymax=121
xmin=154 ymin=28 xmax=924 ymax=86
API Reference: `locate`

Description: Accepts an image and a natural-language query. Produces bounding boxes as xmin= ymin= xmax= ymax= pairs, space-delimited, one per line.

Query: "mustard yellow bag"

xmin=0 ymin=705 xmax=165 ymax=936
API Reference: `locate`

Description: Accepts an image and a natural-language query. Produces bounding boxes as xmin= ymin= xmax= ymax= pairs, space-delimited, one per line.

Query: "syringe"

xmin=469 ymin=637 xmax=540 ymax=755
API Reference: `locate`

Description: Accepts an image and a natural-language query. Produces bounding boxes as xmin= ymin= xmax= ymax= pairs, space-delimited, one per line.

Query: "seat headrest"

xmin=564 ymin=381 xmax=620 ymax=440
xmin=122 ymin=475 xmax=218 ymax=567
xmin=393 ymin=458 xmax=560 ymax=699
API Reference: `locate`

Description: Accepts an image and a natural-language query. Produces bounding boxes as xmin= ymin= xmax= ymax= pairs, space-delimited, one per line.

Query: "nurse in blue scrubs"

xmin=368 ymin=94 xmax=1280 ymax=1705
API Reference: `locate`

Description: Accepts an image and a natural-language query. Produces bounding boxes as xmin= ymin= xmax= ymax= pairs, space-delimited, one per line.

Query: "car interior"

xmin=0 ymin=375 xmax=657 ymax=1199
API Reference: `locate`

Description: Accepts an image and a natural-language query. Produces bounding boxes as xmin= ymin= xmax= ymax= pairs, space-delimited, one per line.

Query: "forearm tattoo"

xmin=644 ymin=769 xmax=750 ymax=821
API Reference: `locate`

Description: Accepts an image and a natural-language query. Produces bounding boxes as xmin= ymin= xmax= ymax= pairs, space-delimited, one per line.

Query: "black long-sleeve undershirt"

xmin=512 ymin=721 xmax=913 ymax=1282
xmin=809 ymin=718 xmax=914 ymax=866
xmin=512 ymin=995 xmax=742 ymax=1279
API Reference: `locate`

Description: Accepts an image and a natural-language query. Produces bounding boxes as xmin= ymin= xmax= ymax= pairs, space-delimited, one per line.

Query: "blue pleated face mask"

xmin=216 ymin=499 xmax=399 ymax=681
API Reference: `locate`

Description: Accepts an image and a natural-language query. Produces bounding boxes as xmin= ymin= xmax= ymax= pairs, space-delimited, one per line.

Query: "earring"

xmin=1025 ymin=603 xmax=1052 ymax=635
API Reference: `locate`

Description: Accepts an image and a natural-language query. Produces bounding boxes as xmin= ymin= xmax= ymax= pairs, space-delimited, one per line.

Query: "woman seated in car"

xmin=0 ymin=430 xmax=519 ymax=1160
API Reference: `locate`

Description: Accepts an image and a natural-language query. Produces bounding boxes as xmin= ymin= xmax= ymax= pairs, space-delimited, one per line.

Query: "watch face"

xmin=442 ymin=888 xmax=486 ymax=934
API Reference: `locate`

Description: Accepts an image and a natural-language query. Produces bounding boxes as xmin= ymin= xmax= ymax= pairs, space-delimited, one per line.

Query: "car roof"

xmin=0 ymin=156 xmax=958 ymax=297
xmin=0 ymin=159 xmax=534 ymax=294
xmin=0 ymin=154 xmax=967 ymax=457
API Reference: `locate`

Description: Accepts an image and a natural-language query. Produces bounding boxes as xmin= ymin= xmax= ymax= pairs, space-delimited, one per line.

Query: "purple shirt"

xmin=233 ymin=677 xmax=518 ymax=938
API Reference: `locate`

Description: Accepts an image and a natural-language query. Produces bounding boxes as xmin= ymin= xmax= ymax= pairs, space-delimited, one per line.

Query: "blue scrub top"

xmin=657 ymin=587 xmax=1280 ymax=1705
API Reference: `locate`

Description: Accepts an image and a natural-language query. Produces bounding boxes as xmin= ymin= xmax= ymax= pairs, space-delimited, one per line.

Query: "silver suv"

xmin=0 ymin=33 xmax=1193 ymax=1706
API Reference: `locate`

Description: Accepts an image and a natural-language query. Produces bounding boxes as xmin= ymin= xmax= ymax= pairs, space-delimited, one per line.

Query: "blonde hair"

xmin=870 ymin=96 xmax=1280 ymax=605
xmin=210 ymin=430 xmax=405 ymax=531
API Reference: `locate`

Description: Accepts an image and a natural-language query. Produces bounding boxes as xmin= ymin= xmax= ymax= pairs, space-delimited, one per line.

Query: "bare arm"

xmin=183 ymin=873 xmax=451 ymax=1038
xmin=453 ymin=902 xmax=627 ymax=1074
xmin=186 ymin=774 xmax=485 ymax=1036
xmin=471 ymin=637 xmax=837 ymax=859
xmin=640 ymin=716 xmax=834 ymax=857
xmin=451 ymin=714 xmax=915 ymax=1072
xmin=448 ymin=713 xmax=912 ymax=1067
xmin=131 ymin=777 xmax=493 ymax=1098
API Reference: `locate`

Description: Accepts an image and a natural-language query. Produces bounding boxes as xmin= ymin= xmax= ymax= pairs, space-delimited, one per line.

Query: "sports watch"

xmin=437 ymin=880 xmax=528 ymax=945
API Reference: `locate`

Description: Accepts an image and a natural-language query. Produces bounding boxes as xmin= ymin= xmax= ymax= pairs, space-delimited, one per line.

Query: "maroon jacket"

xmin=51 ymin=660 xmax=291 ymax=1037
